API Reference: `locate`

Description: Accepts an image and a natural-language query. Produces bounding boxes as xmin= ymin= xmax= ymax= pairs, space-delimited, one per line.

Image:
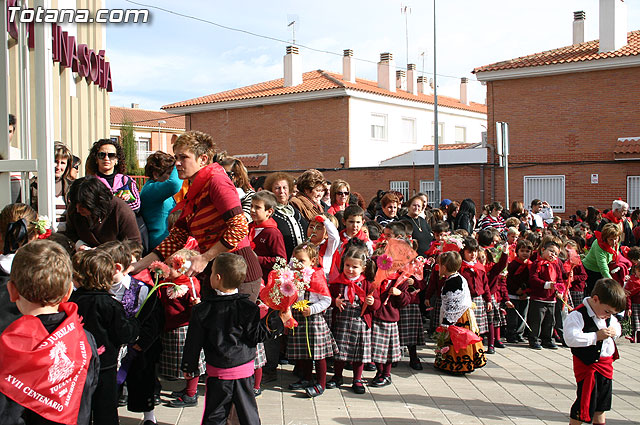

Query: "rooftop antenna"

xmin=401 ymin=5 xmax=412 ymax=67
xmin=287 ymin=15 xmax=298 ymax=45
xmin=420 ymin=51 xmax=425 ymax=77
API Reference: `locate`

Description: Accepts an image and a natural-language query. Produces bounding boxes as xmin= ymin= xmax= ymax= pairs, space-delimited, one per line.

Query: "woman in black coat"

xmin=454 ymin=198 xmax=477 ymax=235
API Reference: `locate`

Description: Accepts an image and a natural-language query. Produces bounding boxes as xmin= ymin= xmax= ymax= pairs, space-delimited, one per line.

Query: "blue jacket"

xmin=139 ymin=166 xmax=182 ymax=250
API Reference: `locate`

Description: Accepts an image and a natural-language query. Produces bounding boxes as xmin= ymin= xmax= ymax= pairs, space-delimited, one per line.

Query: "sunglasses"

xmin=72 ymin=165 xmax=79 ymax=170
xmin=336 ymin=191 xmax=350 ymax=196
xmin=97 ymin=152 xmax=117 ymax=160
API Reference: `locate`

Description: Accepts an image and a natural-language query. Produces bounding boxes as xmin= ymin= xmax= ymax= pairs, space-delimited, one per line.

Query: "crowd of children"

xmin=1 ymin=183 xmax=639 ymax=424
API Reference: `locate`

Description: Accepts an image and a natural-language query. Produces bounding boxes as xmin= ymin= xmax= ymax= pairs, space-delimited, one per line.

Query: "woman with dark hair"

xmin=139 ymin=151 xmax=183 ymax=250
xmin=65 ymin=176 xmax=141 ymax=249
xmin=218 ymin=156 xmax=255 ymax=222
xmin=585 ymin=206 xmax=601 ymax=231
xmin=264 ymin=171 xmax=307 ymax=259
xmin=454 ymin=198 xmax=477 ymax=235
xmin=445 ymin=201 xmax=459 ymax=231
xmin=290 ymin=169 xmax=327 ymax=222
xmin=400 ymin=194 xmax=433 ymax=255
xmin=86 ymin=138 xmax=141 ymax=213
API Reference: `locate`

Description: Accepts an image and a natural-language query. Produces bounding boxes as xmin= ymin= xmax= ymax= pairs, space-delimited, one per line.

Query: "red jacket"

xmin=249 ymin=220 xmax=286 ymax=284
xmin=460 ymin=262 xmax=492 ymax=303
xmin=423 ymin=267 xmax=445 ymax=300
xmin=373 ymin=279 xmax=411 ymax=322
xmin=158 ymin=275 xmax=201 ymax=331
xmin=528 ymin=258 xmax=564 ymax=302
xmin=329 ymin=273 xmax=380 ymax=328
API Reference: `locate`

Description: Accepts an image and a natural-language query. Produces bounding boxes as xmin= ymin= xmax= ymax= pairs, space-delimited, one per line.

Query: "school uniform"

xmin=564 ymin=299 xmax=620 ymax=423
xmin=423 ymin=267 xmax=446 ymax=332
xmin=459 ymin=261 xmax=492 ymax=334
xmin=527 ymin=258 xmax=564 ymax=347
xmin=485 ymin=251 xmax=509 ymax=328
xmin=569 ymin=263 xmax=589 ymax=309
xmin=505 ymin=258 xmax=530 ymax=342
xmin=371 ymin=280 xmax=411 ymax=364
xmin=248 ymin=218 xmax=287 ymax=284
xmin=398 ymin=277 xmax=426 ymax=347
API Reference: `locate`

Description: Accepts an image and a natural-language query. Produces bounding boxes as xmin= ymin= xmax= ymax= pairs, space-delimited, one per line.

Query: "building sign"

xmin=591 ymin=174 xmax=599 ymax=184
xmin=6 ymin=0 xmax=113 ymax=92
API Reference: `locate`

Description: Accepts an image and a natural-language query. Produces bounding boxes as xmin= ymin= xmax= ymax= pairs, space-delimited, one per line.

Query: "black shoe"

xmin=351 ymin=379 xmax=366 ymax=394
xmin=305 ymin=384 xmax=324 ymax=398
xmin=253 ymin=388 xmax=262 ymax=397
xmin=143 ymin=421 xmax=157 ymax=425
xmin=542 ymin=342 xmax=558 ymax=350
xmin=153 ymin=394 xmax=161 ymax=406
xmin=486 ymin=346 xmax=496 ymax=354
xmin=409 ymin=360 xmax=423 ymax=370
xmin=169 ymin=389 xmax=186 ymax=399
xmin=288 ymin=379 xmax=311 ymax=390
xmin=529 ymin=342 xmax=542 ymax=350
xmin=369 ymin=375 xmax=392 ymax=387
xmin=167 ymin=394 xmax=198 ymax=408
xmin=494 ymin=340 xmax=506 ymax=349
xmin=117 ymin=394 xmax=127 ymax=407
xmin=363 ymin=362 xmax=376 ymax=372
xmin=325 ymin=376 xmax=343 ymax=389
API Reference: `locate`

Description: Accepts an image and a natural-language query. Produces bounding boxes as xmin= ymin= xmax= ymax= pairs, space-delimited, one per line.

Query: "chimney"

xmin=131 ymin=103 xmax=139 ymax=109
xmin=599 ymin=0 xmax=628 ymax=53
xmin=377 ymin=53 xmax=396 ymax=92
xmin=460 ymin=77 xmax=468 ymax=105
xmin=396 ymin=70 xmax=406 ymax=91
xmin=343 ymin=49 xmax=355 ymax=83
xmin=573 ymin=11 xmax=585 ymax=44
xmin=406 ymin=64 xmax=417 ymax=95
xmin=417 ymin=76 xmax=428 ymax=95
xmin=283 ymin=45 xmax=302 ymax=87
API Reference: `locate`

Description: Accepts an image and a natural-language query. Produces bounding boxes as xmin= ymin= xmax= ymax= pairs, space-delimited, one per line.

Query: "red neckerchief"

xmin=534 ymin=259 xmax=557 ymax=282
xmin=573 ymin=355 xmax=614 ymax=422
xmin=460 ymin=260 xmax=485 ymax=275
xmin=0 ymin=302 xmax=91 ymax=424
xmin=603 ymin=210 xmax=621 ymax=224
xmin=248 ymin=218 xmax=278 ymax=250
xmin=339 ymin=229 xmax=370 ymax=245
xmin=308 ymin=267 xmax=331 ymax=297
xmin=318 ymin=242 xmax=328 ymax=267
xmin=513 ymin=257 xmax=531 ymax=275
xmin=594 ymin=231 xmax=618 ymax=261
xmin=331 ymin=273 xmax=366 ymax=304
xmin=175 ymin=163 xmax=218 ymax=221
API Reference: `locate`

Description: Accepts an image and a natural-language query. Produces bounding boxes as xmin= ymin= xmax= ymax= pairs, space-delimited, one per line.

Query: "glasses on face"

xmin=97 ymin=152 xmax=117 ymax=160
xmin=336 ymin=191 xmax=350 ymax=196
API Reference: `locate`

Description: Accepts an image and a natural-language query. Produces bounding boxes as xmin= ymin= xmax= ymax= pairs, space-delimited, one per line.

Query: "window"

xmin=390 ymin=181 xmax=409 ymax=200
xmin=136 ymin=138 xmax=151 ymax=167
xmin=419 ymin=180 xmax=442 ymax=208
xmin=401 ymin=118 xmax=416 ymax=143
xmin=431 ymin=122 xmax=444 ymax=144
xmin=524 ymin=175 xmax=565 ymax=213
xmin=628 ymin=176 xmax=640 ymax=210
xmin=455 ymin=126 xmax=466 ymax=143
xmin=110 ymin=136 xmax=119 ymax=143
xmin=371 ymin=114 xmax=387 ymax=140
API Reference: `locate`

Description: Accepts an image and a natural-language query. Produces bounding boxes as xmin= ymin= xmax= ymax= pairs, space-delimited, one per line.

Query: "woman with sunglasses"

xmin=327 ymin=179 xmax=351 ymax=216
xmin=218 ymin=156 xmax=255 ymax=222
xmin=86 ymin=139 xmax=141 ymax=213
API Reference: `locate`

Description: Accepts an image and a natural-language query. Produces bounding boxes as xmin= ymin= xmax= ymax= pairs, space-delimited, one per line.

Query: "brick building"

xmin=474 ymin=0 xmax=640 ymax=215
xmin=162 ymin=48 xmax=487 ymax=204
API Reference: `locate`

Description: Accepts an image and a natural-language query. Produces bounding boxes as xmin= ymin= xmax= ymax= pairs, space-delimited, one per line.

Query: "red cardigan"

xmin=329 ymin=274 xmax=381 ymax=328
xmin=373 ymin=280 xmax=411 ymax=322
xmin=528 ymin=258 xmax=564 ymax=302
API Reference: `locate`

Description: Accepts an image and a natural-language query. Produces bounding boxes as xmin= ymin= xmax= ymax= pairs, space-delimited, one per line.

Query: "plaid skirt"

xmin=472 ymin=296 xmax=489 ymax=334
xmin=570 ymin=291 xmax=584 ymax=309
xmin=254 ymin=342 xmax=266 ymax=369
xmin=632 ymin=304 xmax=640 ymax=333
xmin=371 ymin=319 xmax=402 ymax=364
xmin=288 ymin=310 xmax=338 ymax=360
xmin=159 ymin=326 xmax=206 ymax=379
xmin=486 ymin=296 xmax=506 ymax=327
xmin=432 ymin=297 xmax=442 ymax=329
xmin=333 ymin=303 xmax=372 ymax=363
xmin=399 ymin=304 xmax=425 ymax=346
xmin=323 ymin=306 xmax=333 ymax=330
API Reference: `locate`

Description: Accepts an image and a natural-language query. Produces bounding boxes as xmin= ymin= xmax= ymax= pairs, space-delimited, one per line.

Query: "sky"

xmin=105 ymin=0 xmax=640 ymax=111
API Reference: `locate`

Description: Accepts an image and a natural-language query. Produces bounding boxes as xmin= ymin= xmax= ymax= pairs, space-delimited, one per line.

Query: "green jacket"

xmin=582 ymin=239 xmax=613 ymax=279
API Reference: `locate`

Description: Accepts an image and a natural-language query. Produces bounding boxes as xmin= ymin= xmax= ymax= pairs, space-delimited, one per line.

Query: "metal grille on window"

xmin=390 ymin=181 xmax=409 ymax=200
xmin=523 ymin=175 xmax=565 ymax=213
xmin=628 ymin=176 xmax=640 ymax=210
xmin=419 ymin=180 xmax=442 ymax=208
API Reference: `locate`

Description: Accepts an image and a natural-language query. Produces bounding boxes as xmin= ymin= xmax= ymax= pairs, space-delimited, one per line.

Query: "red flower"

xmin=37 ymin=228 xmax=52 ymax=239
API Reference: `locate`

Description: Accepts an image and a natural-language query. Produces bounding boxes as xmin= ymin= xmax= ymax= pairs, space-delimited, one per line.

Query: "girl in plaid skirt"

xmin=287 ymin=243 xmax=338 ymax=398
xmin=157 ymin=249 xmax=206 ymax=408
xmin=327 ymin=239 xmax=380 ymax=395
xmin=625 ymin=264 xmax=640 ymax=343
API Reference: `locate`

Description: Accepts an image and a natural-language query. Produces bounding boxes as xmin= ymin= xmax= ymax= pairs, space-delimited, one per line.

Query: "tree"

xmin=120 ymin=119 xmax=139 ymax=174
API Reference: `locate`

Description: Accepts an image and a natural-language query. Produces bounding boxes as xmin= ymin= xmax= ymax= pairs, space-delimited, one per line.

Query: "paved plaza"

xmin=118 ymin=339 xmax=640 ymax=425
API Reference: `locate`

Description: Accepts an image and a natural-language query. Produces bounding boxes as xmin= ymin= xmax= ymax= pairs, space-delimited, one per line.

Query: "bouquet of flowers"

xmin=33 ymin=215 xmax=52 ymax=239
xmin=169 ymin=253 xmax=198 ymax=300
xmin=424 ymin=233 xmax=464 ymax=257
xmin=259 ymin=257 xmax=313 ymax=328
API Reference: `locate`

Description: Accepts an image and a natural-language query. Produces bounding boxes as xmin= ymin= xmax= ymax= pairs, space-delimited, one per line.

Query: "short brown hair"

xmin=516 ymin=239 xmax=534 ymax=252
xmin=212 ymin=253 xmax=247 ymax=290
xmin=296 ymin=169 xmax=325 ymax=195
xmin=252 ymin=190 xmax=277 ymax=211
xmin=10 ymin=240 xmax=72 ymax=306
xmin=72 ymin=250 xmax=115 ymax=291
xmin=292 ymin=242 xmax=319 ymax=262
xmin=439 ymin=251 xmax=462 ymax=274
xmin=591 ymin=278 xmax=626 ymax=312
xmin=97 ymin=240 xmax=132 ymax=270
xmin=123 ymin=240 xmax=144 ymax=261
xmin=600 ymin=223 xmax=622 ymax=242
xmin=380 ymin=193 xmax=400 ymax=208
xmin=145 ymin=151 xmax=176 ymax=179
xmin=173 ymin=131 xmax=216 ymax=164
xmin=263 ymin=172 xmax=294 ymax=195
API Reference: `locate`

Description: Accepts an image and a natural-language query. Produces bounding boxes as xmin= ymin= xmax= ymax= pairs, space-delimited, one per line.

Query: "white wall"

xmin=347 ymin=92 xmax=486 ymax=168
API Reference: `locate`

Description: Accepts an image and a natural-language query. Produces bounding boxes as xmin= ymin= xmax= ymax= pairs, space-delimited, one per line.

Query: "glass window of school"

xmin=523 ymin=175 xmax=565 ymax=213
xmin=371 ymin=114 xmax=387 ymax=140
xmin=455 ymin=126 xmax=466 ymax=143
xmin=401 ymin=117 xmax=416 ymax=143
xmin=431 ymin=121 xmax=444 ymax=144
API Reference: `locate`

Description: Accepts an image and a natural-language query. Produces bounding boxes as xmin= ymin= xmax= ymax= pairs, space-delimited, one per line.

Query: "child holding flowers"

xmin=326 ymin=239 xmax=380 ymax=395
xmin=286 ymin=243 xmax=337 ymax=398
xmin=434 ymin=251 xmax=486 ymax=373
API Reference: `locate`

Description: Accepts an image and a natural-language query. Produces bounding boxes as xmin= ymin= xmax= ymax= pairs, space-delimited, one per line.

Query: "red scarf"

xmin=0 ymin=303 xmax=91 ymax=424
xmin=174 ymin=163 xmax=218 ymax=221
xmin=248 ymin=218 xmax=278 ymax=250
xmin=603 ymin=210 xmax=621 ymax=224
xmin=573 ymin=355 xmax=614 ymax=422
xmin=339 ymin=229 xmax=370 ymax=245
xmin=513 ymin=257 xmax=531 ymax=275
xmin=331 ymin=273 xmax=366 ymax=305
xmin=308 ymin=268 xmax=331 ymax=297
xmin=535 ymin=259 xmax=557 ymax=282
xmin=594 ymin=231 xmax=618 ymax=261
xmin=460 ymin=260 xmax=485 ymax=275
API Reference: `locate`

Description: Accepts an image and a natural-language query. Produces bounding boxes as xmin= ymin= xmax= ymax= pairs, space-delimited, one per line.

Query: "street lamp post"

xmin=157 ymin=120 xmax=166 ymax=152
xmin=433 ymin=0 xmax=440 ymax=207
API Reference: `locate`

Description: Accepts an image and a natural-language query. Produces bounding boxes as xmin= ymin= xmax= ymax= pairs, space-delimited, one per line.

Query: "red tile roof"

xmin=235 ymin=154 xmax=268 ymax=168
xmin=419 ymin=142 xmax=482 ymax=151
xmin=614 ymin=137 xmax=640 ymax=154
xmin=162 ymin=70 xmax=486 ymax=114
xmin=473 ymin=31 xmax=640 ymax=74
xmin=110 ymin=106 xmax=186 ymax=130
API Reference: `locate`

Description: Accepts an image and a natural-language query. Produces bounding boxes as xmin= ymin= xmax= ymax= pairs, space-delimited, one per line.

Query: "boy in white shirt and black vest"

xmin=563 ymin=278 xmax=626 ymax=425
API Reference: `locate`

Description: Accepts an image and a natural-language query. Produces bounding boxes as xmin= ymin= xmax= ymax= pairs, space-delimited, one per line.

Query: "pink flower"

xmin=167 ymin=284 xmax=189 ymax=299
xmin=302 ymin=267 xmax=314 ymax=283
xmin=281 ymin=269 xmax=295 ymax=284
xmin=441 ymin=346 xmax=450 ymax=354
xmin=149 ymin=261 xmax=170 ymax=278
xmin=279 ymin=280 xmax=297 ymax=297
xmin=377 ymin=254 xmax=393 ymax=270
